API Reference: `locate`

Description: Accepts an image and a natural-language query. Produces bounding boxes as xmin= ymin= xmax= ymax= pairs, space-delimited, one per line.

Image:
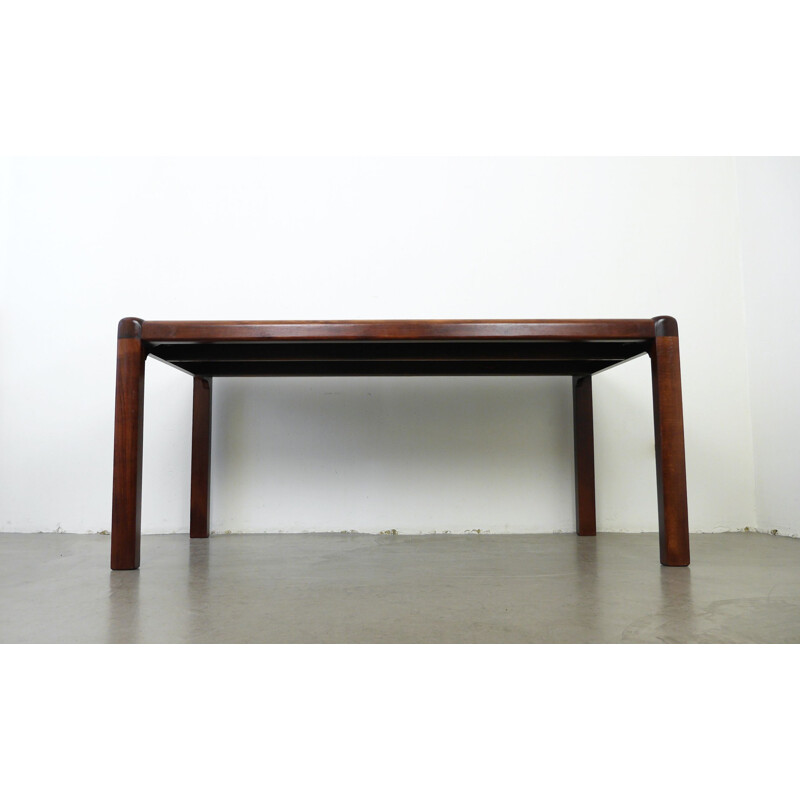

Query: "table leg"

xmin=651 ymin=316 xmax=690 ymax=566
xmin=572 ymin=375 xmax=597 ymax=536
xmin=111 ymin=318 xmax=145 ymax=570
xmin=190 ymin=376 xmax=213 ymax=538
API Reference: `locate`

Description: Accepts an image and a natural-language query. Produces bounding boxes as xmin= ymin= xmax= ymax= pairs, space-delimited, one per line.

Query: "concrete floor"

xmin=1 ymin=531 xmax=800 ymax=643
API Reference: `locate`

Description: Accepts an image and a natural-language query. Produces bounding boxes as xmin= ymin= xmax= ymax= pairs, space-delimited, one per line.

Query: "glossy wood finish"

xmin=110 ymin=316 xmax=690 ymax=568
xmin=142 ymin=318 xmax=657 ymax=343
xmin=190 ymin=377 xmax=213 ymax=539
xmin=572 ymin=376 xmax=597 ymax=536
xmin=110 ymin=318 xmax=145 ymax=570
xmin=650 ymin=317 xmax=690 ymax=566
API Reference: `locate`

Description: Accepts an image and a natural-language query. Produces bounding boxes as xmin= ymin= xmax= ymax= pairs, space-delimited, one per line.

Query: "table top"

xmin=120 ymin=317 xmax=676 ymax=378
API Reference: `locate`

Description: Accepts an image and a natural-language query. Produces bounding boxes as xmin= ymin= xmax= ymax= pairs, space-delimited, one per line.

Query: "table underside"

xmin=147 ymin=339 xmax=650 ymax=377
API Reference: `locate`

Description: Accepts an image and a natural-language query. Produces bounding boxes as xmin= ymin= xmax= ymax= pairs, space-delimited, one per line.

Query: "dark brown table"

xmin=111 ymin=317 xmax=689 ymax=569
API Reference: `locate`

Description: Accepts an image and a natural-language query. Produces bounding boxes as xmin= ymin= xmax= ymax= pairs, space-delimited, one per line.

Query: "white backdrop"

xmin=0 ymin=157 xmax=760 ymax=534
xmin=737 ymin=158 xmax=800 ymax=537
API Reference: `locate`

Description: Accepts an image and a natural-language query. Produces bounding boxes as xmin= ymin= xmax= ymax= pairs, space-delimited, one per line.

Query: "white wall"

xmin=736 ymin=158 xmax=800 ymax=537
xmin=0 ymin=158 xmax=757 ymax=534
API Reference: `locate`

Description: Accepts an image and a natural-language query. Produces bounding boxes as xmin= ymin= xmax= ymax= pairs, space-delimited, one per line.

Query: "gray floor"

xmin=1 ymin=531 xmax=800 ymax=643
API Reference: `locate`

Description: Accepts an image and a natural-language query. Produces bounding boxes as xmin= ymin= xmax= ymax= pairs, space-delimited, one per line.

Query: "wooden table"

xmin=111 ymin=317 xmax=689 ymax=569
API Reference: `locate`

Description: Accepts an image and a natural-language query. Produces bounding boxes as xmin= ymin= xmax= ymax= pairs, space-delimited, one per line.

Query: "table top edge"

xmin=119 ymin=317 xmax=675 ymax=341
